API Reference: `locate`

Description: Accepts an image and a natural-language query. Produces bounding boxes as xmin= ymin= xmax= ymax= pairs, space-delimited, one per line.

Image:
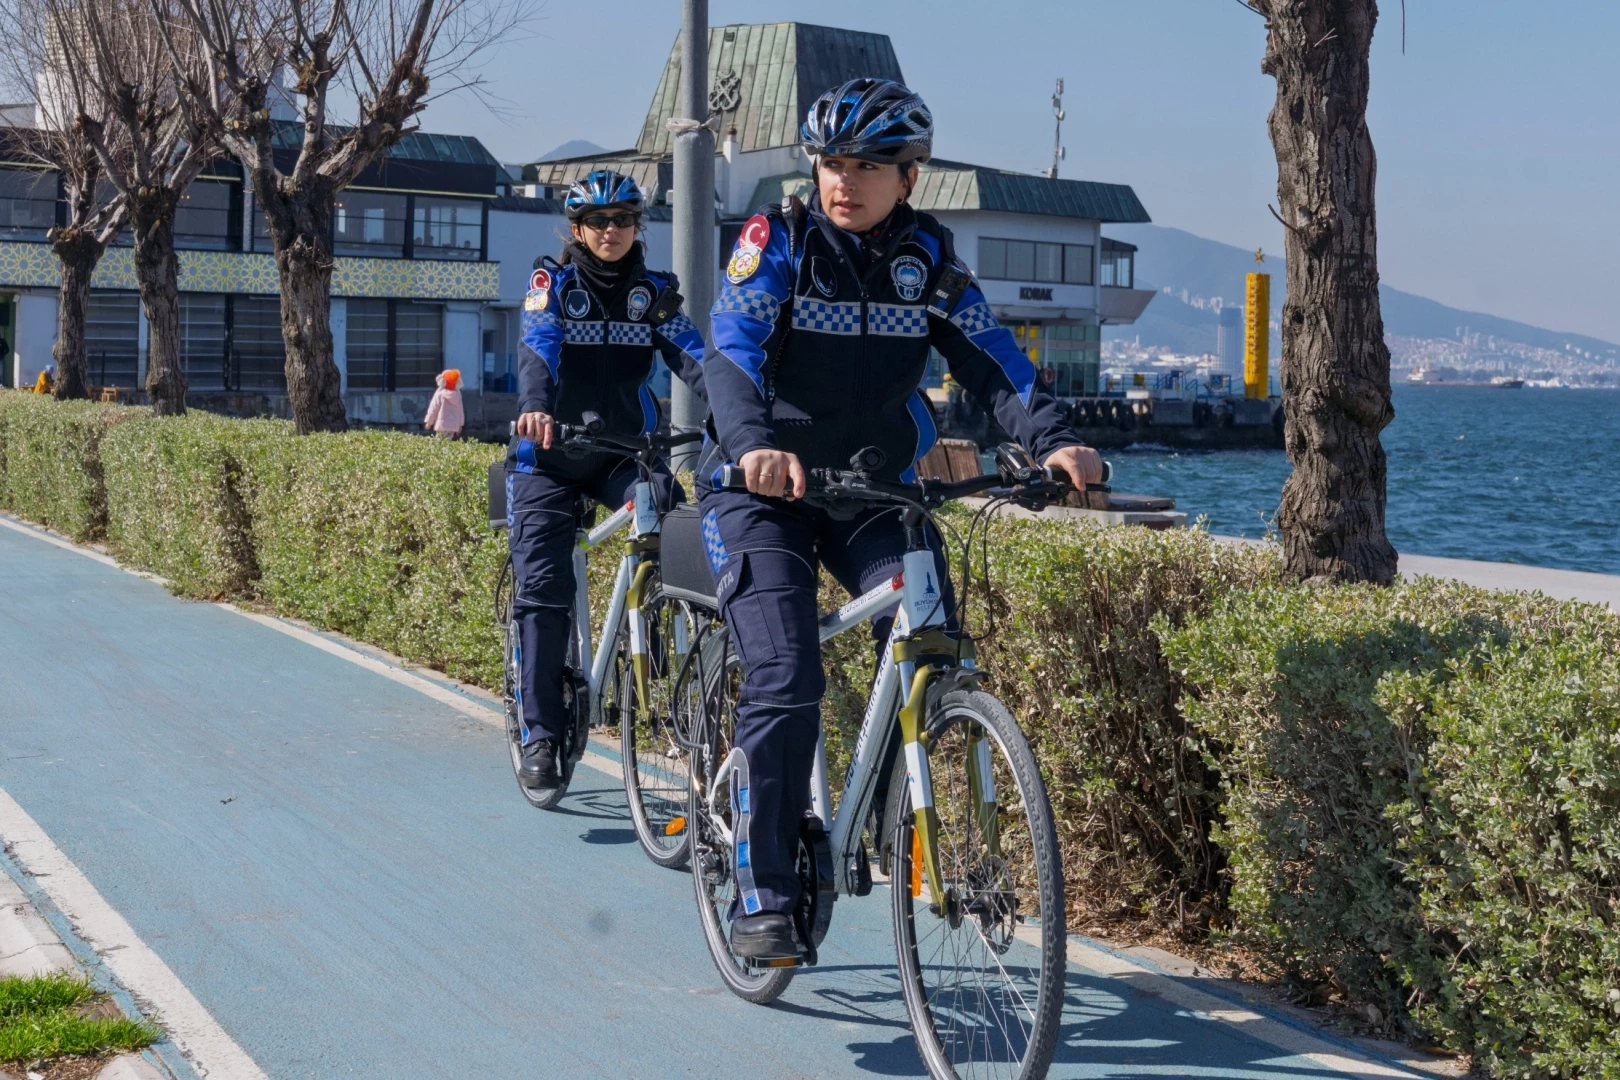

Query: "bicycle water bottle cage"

xmin=850 ymin=446 xmax=886 ymax=474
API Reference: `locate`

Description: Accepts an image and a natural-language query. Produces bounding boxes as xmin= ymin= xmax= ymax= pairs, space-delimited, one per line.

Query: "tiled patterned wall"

xmin=0 ymin=243 xmax=501 ymax=300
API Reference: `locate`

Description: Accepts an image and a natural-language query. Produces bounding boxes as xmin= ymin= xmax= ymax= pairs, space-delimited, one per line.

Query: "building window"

xmin=1063 ymin=244 xmax=1093 ymax=285
xmin=180 ymin=294 xmax=228 ymax=390
xmin=978 ymin=236 xmax=1095 ymax=285
xmin=412 ymin=196 xmax=482 ymax=260
xmin=230 ymin=296 xmax=287 ymax=390
xmin=0 ymin=167 xmax=57 ymax=240
xmin=86 ymin=293 xmax=140 ymax=388
xmin=1100 ymin=240 xmax=1135 ymax=288
xmin=394 ymin=303 xmax=443 ymax=388
xmin=345 ymin=298 xmax=390 ymax=391
xmin=344 ymin=299 xmax=443 ymax=390
xmin=174 ymin=181 xmax=235 ymax=250
xmin=334 ymin=191 xmax=407 ymax=258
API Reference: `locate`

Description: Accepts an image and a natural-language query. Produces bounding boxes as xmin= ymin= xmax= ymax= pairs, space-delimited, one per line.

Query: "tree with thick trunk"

xmin=165 ymin=0 xmax=527 ymax=433
xmin=1250 ymin=0 xmax=1398 ymax=585
xmin=0 ymin=1 xmax=128 ymax=401
xmin=44 ymin=0 xmax=217 ymax=417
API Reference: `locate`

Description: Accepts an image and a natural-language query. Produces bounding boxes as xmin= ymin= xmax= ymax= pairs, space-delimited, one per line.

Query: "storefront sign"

xmin=1018 ymin=286 xmax=1054 ymax=301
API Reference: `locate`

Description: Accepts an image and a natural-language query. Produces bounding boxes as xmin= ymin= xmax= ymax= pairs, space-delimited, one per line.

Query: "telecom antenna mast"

xmin=1048 ymin=78 xmax=1065 ymax=179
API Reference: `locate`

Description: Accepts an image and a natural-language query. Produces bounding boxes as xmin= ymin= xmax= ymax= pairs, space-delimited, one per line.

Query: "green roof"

xmin=638 ymin=23 xmax=904 ymax=156
xmin=268 ymin=122 xmax=500 ymax=167
xmin=913 ymin=159 xmax=1150 ymax=223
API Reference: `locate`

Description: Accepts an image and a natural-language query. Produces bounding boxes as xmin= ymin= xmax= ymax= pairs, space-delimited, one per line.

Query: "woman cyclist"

xmin=699 ymin=79 xmax=1103 ymax=958
xmin=508 ymin=169 xmax=707 ymax=792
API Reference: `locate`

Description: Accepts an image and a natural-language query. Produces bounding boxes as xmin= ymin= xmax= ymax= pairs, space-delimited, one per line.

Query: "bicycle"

xmin=666 ymin=444 xmax=1111 ymax=1080
xmin=489 ymin=415 xmax=707 ymax=857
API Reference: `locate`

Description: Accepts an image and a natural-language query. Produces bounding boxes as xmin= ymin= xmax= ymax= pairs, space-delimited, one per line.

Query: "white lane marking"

xmin=0 ymin=513 xmax=127 ymax=571
xmin=0 ymin=789 xmax=270 ymax=1080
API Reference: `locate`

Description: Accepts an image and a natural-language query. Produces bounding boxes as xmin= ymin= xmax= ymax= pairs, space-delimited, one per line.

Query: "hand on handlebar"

xmin=516 ymin=411 xmax=554 ymax=450
xmin=738 ymin=448 xmax=806 ymax=500
xmin=1043 ymin=445 xmax=1105 ymax=491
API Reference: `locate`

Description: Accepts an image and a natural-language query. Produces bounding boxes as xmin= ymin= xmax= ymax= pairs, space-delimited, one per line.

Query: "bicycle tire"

xmin=891 ymin=687 xmax=1065 ymax=1080
xmin=687 ymin=627 xmax=795 ymax=1004
xmin=621 ymin=583 xmax=701 ymax=869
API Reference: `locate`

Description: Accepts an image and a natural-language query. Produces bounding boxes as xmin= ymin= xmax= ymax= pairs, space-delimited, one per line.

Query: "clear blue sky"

xmin=421 ymin=1 xmax=1620 ymax=344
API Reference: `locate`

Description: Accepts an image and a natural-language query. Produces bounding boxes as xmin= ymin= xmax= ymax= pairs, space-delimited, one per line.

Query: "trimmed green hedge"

xmin=3 ymin=388 xmax=1618 ymax=1077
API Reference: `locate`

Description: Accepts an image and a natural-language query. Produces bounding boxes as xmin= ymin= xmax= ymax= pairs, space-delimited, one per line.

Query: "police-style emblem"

xmin=564 ymin=288 xmax=591 ymax=319
xmin=524 ymin=288 xmax=548 ymax=312
xmin=891 ymin=255 xmax=927 ymax=302
xmin=727 ymin=214 xmax=771 ymax=284
xmin=530 ymin=267 xmax=551 ymax=292
xmin=811 ymin=256 xmax=837 ymax=298
xmin=626 ymin=284 xmax=652 ymax=321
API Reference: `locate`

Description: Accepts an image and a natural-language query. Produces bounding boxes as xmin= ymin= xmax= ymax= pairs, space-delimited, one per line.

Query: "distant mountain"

xmin=1105 ymin=224 xmax=1620 ymax=360
xmin=533 ymin=139 xmax=608 ymax=162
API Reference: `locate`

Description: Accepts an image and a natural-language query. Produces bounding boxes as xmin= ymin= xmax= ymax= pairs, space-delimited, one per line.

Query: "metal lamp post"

xmin=669 ymin=0 xmax=714 ymax=469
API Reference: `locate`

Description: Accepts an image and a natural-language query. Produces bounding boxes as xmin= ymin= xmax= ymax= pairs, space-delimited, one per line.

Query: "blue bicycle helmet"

xmin=563 ymin=170 xmax=644 ymax=221
xmin=801 ymin=78 xmax=933 ymax=165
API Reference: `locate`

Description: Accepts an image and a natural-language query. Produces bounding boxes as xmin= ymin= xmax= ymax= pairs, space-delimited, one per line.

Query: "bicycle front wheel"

xmin=891 ymin=688 xmax=1065 ymax=1080
xmin=621 ymin=584 xmax=702 ymax=869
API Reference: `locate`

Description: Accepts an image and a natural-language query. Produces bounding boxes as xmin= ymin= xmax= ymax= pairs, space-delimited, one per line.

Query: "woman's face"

xmin=817 ymin=156 xmax=918 ymax=233
xmin=571 ymin=210 xmax=640 ymax=262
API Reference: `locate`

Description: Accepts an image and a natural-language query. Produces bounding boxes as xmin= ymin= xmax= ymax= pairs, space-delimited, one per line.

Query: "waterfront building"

xmin=523 ymin=21 xmax=1155 ymax=401
xmin=0 ymin=21 xmax=1154 ymax=428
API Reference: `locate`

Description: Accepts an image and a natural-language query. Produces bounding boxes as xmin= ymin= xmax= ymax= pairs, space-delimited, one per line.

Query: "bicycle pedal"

xmin=745 ymin=955 xmax=802 ymax=970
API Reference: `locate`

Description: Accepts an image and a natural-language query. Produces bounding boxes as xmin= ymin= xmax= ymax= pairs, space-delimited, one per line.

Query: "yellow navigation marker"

xmin=1245 ymin=273 xmax=1271 ymax=400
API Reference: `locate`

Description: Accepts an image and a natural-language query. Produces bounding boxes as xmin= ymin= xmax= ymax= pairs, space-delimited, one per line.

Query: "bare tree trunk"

xmin=49 ymin=227 xmax=105 ymax=401
xmin=262 ymin=181 xmax=346 ymax=433
xmin=1259 ymin=0 xmax=1398 ymax=585
xmin=131 ymin=192 xmax=188 ymax=416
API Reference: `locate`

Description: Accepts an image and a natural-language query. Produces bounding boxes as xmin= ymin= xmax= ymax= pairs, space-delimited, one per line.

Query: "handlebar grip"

xmin=718 ymin=465 xmax=751 ymax=492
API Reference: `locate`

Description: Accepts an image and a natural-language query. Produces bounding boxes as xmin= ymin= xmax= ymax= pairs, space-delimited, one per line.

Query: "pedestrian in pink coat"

xmin=424 ymin=369 xmax=465 ymax=439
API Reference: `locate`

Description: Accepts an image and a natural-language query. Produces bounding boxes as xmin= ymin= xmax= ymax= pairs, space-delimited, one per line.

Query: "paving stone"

xmin=96 ymin=1056 xmax=167 ymax=1080
xmin=0 ymin=876 xmax=76 ymax=977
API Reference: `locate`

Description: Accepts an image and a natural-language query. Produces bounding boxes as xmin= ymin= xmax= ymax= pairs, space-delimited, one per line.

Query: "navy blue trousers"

xmin=507 ymin=456 xmax=682 ymax=744
xmin=697 ymin=489 xmax=954 ymax=916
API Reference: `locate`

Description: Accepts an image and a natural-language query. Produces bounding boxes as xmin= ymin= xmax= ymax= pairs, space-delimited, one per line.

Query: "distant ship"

xmin=1406 ymin=367 xmax=1427 ymax=383
xmin=1491 ymin=375 xmax=1526 ymax=388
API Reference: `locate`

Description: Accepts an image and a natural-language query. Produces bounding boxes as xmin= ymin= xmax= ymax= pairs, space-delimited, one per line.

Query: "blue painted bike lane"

xmin=0 ymin=521 xmax=1416 ymax=1080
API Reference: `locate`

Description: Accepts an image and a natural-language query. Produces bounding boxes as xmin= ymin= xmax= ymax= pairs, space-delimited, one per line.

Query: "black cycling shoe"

xmin=518 ymin=738 xmax=562 ymax=790
xmin=729 ymin=912 xmax=799 ymax=959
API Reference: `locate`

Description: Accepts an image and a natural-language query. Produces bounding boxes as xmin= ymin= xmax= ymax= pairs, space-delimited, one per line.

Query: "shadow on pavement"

xmin=771 ymin=964 xmax=1364 ymax=1079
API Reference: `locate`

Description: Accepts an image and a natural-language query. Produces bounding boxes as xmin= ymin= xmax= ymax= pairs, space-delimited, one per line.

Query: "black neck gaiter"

xmin=562 ymin=240 xmax=645 ymax=311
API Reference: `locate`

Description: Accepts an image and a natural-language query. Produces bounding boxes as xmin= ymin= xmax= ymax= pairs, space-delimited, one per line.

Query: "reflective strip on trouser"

xmin=728 ymin=751 xmax=760 ymax=915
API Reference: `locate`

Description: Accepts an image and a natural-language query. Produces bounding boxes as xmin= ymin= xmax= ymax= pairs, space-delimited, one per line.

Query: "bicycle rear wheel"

xmin=621 ymin=583 xmax=702 ymax=869
xmin=687 ymin=627 xmax=795 ymax=1004
xmin=891 ymin=688 xmax=1065 ymax=1080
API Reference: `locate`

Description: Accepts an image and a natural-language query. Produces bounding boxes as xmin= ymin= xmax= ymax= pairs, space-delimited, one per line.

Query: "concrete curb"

xmin=0 ymin=868 xmax=175 ymax=1079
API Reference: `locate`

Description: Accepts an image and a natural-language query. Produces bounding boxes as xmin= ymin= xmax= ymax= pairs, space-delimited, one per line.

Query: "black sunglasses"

xmin=579 ymin=212 xmax=640 ymax=231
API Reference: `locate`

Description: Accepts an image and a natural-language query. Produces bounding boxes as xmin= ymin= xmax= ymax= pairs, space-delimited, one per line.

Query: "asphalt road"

xmin=0 ymin=520 xmax=1415 ymax=1080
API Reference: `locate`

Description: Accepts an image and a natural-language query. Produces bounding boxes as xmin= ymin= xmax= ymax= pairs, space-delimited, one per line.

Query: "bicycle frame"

xmin=805 ymin=543 xmax=982 ymax=904
xmin=575 ymin=479 xmax=679 ymax=726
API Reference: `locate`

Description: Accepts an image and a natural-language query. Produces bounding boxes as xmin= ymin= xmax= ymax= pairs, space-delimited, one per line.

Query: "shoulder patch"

xmin=530 ymin=267 xmax=551 ymax=292
xmin=740 ymin=214 xmax=770 ymax=250
xmin=525 ymin=287 xmax=549 ymax=312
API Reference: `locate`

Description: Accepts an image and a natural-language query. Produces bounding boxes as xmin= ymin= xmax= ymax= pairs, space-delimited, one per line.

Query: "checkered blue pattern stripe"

xmin=702 ymin=510 xmax=728 ymax=574
xmin=949 ymin=301 xmax=998 ymax=337
xmin=792 ymin=298 xmax=862 ymax=335
xmin=657 ymin=312 xmax=697 ymax=341
xmin=563 ymin=320 xmax=603 ymax=344
xmin=715 ymin=286 xmax=780 ymax=325
xmin=607 ymin=322 xmax=653 ymax=346
xmin=868 ymin=304 xmax=929 ymax=337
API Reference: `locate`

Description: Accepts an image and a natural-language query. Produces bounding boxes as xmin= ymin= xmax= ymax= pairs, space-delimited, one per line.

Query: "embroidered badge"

xmin=727 ymin=244 xmax=761 ymax=284
xmin=891 ymin=255 xmax=927 ymax=302
xmin=811 ymin=255 xmax=837 ymax=298
xmin=726 ymin=215 xmax=771 ymax=284
xmin=626 ymin=284 xmax=652 ymax=321
xmin=564 ymin=289 xmax=591 ymax=319
xmin=524 ymin=288 xmax=548 ymax=312
xmin=530 ymin=267 xmax=551 ymax=292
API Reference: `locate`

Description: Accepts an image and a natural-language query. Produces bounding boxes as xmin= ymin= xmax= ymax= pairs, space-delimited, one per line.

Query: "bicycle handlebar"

xmin=510 ymin=409 xmax=705 ymax=458
xmin=715 ymin=456 xmax=1111 ymax=511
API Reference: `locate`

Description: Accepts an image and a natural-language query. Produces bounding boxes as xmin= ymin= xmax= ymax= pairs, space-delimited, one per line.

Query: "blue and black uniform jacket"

xmin=705 ymin=199 xmax=1078 ymax=484
xmin=511 ymin=262 xmax=707 ymax=473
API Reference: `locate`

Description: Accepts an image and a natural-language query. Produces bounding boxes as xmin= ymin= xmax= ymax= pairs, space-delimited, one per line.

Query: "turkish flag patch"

xmin=530 ymin=267 xmax=551 ymax=292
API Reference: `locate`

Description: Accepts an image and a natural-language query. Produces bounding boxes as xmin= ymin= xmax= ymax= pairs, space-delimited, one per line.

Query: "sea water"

xmin=1105 ymin=385 xmax=1620 ymax=575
